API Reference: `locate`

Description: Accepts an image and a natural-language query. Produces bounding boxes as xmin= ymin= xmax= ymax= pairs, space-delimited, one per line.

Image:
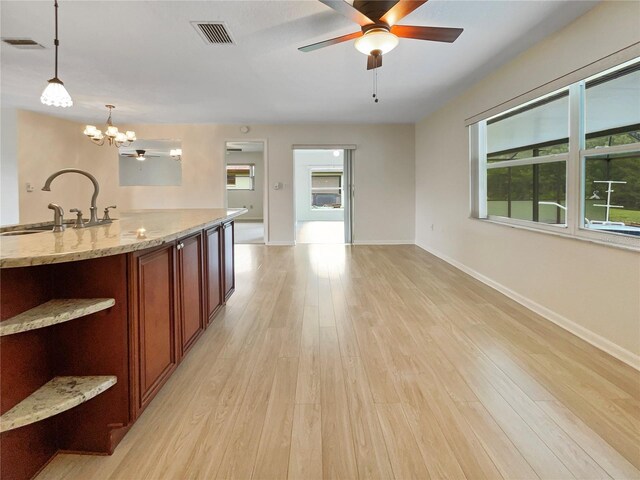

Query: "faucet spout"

xmin=42 ymin=168 xmax=101 ymax=224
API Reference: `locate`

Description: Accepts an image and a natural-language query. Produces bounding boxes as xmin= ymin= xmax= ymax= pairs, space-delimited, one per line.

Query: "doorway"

xmin=293 ymin=148 xmax=353 ymax=244
xmin=225 ymin=141 xmax=266 ymax=244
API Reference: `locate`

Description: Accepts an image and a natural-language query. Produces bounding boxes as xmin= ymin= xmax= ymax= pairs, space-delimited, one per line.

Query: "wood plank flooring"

xmin=37 ymin=244 xmax=640 ymax=480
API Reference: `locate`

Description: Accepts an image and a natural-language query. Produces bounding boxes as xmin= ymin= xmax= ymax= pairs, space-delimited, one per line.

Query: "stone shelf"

xmin=0 ymin=298 xmax=115 ymax=336
xmin=0 ymin=376 xmax=117 ymax=433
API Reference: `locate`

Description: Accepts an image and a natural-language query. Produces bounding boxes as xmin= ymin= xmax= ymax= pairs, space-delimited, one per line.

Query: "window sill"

xmin=474 ymin=217 xmax=640 ymax=252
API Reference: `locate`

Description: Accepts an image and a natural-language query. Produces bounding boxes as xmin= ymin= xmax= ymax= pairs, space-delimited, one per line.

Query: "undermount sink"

xmin=1 ymin=230 xmax=46 ymax=237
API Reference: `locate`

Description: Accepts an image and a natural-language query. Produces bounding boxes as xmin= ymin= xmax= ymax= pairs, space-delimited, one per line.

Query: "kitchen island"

xmin=0 ymin=209 xmax=245 ymax=480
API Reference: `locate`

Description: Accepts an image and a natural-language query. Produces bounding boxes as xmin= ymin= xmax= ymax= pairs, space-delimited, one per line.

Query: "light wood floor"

xmin=296 ymin=221 xmax=344 ymax=244
xmin=38 ymin=245 xmax=640 ymax=480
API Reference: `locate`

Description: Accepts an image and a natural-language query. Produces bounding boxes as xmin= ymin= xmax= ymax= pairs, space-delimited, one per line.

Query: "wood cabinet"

xmin=205 ymin=225 xmax=222 ymax=324
xmin=176 ymin=233 xmax=205 ymax=357
xmin=129 ymin=222 xmax=235 ymax=416
xmin=223 ymin=221 xmax=235 ymax=300
xmin=1 ymin=218 xmax=238 ymax=480
xmin=130 ymin=244 xmax=178 ymax=415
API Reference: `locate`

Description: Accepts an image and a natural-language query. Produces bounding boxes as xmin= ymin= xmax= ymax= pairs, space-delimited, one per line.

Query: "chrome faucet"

xmin=42 ymin=169 xmax=101 ymax=225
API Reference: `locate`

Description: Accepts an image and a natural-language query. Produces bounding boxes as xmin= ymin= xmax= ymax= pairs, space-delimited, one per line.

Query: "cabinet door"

xmin=131 ymin=245 xmax=178 ymax=414
xmin=205 ymin=225 xmax=222 ymax=323
xmin=223 ymin=221 xmax=235 ymax=300
xmin=177 ymin=233 xmax=205 ymax=356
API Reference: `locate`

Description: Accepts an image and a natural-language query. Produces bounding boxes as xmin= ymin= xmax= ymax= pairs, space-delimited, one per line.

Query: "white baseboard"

xmin=416 ymin=241 xmax=640 ymax=371
xmin=352 ymin=240 xmax=414 ymax=245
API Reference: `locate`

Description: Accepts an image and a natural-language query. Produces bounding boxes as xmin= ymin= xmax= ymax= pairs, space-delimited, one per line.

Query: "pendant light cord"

xmin=53 ymin=0 xmax=59 ymax=78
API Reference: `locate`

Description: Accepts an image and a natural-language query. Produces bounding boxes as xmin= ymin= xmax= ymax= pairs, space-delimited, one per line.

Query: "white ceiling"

xmin=0 ymin=0 xmax=597 ymax=125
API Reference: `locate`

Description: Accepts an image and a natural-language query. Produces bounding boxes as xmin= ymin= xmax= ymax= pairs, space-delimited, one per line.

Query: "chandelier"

xmin=41 ymin=0 xmax=73 ymax=108
xmin=83 ymin=105 xmax=136 ymax=147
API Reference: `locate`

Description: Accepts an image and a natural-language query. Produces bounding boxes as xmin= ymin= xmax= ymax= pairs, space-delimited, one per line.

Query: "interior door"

xmin=343 ymin=149 xmax=354 ymax=244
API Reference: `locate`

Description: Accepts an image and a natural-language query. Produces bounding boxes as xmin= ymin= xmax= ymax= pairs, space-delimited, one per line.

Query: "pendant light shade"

xmin=41 ymin=77 xmax=73 ymax=107
xmin=42 ymin=0 xmax=72 ymax=108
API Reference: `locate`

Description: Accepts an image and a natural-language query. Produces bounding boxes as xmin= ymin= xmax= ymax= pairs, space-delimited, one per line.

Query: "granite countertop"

xmin=0 ymin=208 xmax=246 ymax=268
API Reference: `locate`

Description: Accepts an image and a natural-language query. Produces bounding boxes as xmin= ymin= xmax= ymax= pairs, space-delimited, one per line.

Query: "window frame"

xmin=226 ymin=163 xmax=256 ymax=191
xmin=309 ymin=168 xmax=344 ymax=210
xmin=472 ymin=59 xmax=640 ymax=250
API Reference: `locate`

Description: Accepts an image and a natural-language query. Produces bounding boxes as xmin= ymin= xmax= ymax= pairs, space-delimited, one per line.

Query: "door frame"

xmin=291 ymin=144 xmax=356 ymax=245
xmin=223 ymin=138 xmax=269 ymax=245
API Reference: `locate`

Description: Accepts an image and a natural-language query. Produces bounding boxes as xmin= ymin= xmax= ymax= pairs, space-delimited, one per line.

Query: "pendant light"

xmin=41 ymin=0 xmax=73 ymax=108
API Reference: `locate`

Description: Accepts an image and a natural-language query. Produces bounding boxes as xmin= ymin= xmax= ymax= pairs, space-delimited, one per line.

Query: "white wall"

xmin=226 ymin=150 xmax=264 ymax=221
xmin=295 ymin=150 xmax=344 ymax=222
xmin=415 ymin=1 xmax=640 ymax=364
xmin=1 ymin=108 xmax=19 ymax=226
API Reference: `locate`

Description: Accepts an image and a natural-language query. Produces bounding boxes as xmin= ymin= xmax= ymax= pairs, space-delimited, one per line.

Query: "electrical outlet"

xmin=25 ymin=182 xmax=34 ymax=193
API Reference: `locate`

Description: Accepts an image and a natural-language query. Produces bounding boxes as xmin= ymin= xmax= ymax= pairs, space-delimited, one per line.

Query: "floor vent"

xmin=192 ymin=22 xmax=234 ymax=45
xmin=2 ymin=38 xmax=44 ymax=49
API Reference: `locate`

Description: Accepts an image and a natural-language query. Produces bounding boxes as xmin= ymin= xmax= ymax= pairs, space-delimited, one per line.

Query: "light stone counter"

xmin=0 ymin=208 xmax=246 ymax=268
xmin=0 ymin=376 xmax=117 ymax=433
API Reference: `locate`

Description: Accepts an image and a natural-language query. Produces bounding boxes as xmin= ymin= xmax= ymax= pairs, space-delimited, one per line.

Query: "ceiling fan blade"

xmin=367 ymin=54 xmax=382 ymax=70
xmin=298 ymin=31 xmax=362 ymax=52
xmin=390 ymin=25 xmax=463 ymax=43
xmin=318 ymin=0 xmax=375 ymax=26
xmin=380 ymin=0 xmax=428 ymax=26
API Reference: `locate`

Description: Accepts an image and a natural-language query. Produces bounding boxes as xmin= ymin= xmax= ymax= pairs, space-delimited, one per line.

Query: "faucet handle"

xmin=69 ymin=208 xmax=85 ymax=229
xmin=103 ymin=205 xmax=116 ymax=221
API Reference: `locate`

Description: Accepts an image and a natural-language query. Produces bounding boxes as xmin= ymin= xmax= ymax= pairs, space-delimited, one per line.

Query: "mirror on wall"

xmin=118 ymin=139 xmax=182 ymax=186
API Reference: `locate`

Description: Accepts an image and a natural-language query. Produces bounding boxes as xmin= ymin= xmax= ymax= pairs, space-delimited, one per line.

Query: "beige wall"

xmin=17 ymin=110 xmax=117 ymax=225
xmin=110 ymin=122 xmax=415 ymax=244
xmin=14 ymin=114 xmax=415 ymax=244
xmin=415 ymin=2 xmax=640 ymax=364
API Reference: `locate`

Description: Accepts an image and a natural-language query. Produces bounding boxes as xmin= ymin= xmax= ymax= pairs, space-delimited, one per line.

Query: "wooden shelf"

xmin=0 ymin=376 xmax=117 ymax=433
xmin=0 ymin=298 xmax=115 ymax=336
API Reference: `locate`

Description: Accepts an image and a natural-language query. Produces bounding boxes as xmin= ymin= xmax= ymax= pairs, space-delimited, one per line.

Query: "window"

xmin=486 ymin=91 xmax=569 ymax=225
xmin=472 ymin=59 xmax=640 ymax=247
xmin=310 ymin=169 xmax=343 ymax=209
xmin=582 ymin=64 xmax=640 ymax=236
xmin=226 ymin=164 xmax=255 ymax=190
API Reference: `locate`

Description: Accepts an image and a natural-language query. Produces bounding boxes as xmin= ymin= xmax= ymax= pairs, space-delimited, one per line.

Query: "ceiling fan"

xmin=299 ymin=0 xmax=463 ymax=70
xmin=120 ymin=149 xmax=159 ymax=162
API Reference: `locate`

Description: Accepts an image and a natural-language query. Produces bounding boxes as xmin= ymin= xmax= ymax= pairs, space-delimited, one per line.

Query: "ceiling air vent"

xmin=2 ymin=38 xmax=44 ymax=49
xmin=191 ymin=22 xmax=234 ymax=45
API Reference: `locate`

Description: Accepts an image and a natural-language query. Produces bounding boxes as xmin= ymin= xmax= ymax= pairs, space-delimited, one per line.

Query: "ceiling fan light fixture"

xmin=354 ymin=28 xmax=398 ymax=55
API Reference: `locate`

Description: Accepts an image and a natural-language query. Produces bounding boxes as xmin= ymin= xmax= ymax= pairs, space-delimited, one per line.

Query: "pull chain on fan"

xmin=372 ymin=67 xmax=379 ymax=103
